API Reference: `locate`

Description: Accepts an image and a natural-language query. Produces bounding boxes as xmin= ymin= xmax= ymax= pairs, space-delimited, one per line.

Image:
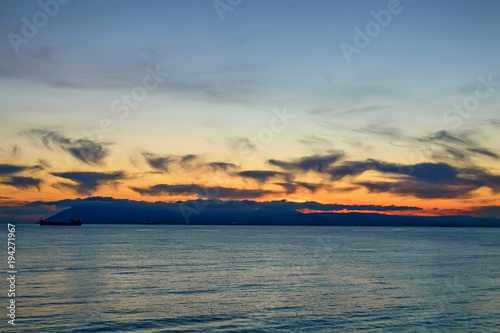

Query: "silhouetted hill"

xmin=45 ymin=198 xmax=500 ymax=227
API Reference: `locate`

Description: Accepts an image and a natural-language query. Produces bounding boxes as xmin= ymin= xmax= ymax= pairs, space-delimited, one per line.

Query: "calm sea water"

xmin=3 ymin=225 xmax=500 ymax=332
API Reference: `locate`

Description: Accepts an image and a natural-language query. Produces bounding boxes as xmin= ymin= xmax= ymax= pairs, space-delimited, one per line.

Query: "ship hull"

xmin=39 ymin=221 xmax=82 ymax=226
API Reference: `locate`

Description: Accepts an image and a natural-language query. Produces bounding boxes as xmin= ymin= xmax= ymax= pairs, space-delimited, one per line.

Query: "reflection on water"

xmin=7 ymin=225 xmax=500 ymax=332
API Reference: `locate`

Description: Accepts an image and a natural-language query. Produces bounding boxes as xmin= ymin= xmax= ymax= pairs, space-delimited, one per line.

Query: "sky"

xmin=1 ymin=0 xmax=500 ymax=221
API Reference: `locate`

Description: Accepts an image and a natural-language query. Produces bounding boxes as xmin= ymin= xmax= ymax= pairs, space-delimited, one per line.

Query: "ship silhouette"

xmin=39 ymin=216 xmax=82 ymax=226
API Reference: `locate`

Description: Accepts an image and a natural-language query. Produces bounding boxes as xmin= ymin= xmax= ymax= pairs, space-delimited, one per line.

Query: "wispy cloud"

xmin=141 ymin=152 xmax=177 ymax=172
xmin=274 ymin=181 xmax=327 ymax=194
xmin=297 ymin=135 xmax=332 ymax=148
xmin=205 ymin=162 xmax=238 ymax=171
xmin=268 ymin=151 xmax=344 ymax=173
xmin=27 ymin=129 xmax=109 ymax=165
xmin=237 ymin=170 xmax=291 ymax=184
xmin=466 ymin=148 xmax=499 ymax=159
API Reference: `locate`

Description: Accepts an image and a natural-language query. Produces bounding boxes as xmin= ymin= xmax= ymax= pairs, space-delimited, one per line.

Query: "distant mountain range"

xmin=44 ymin=197 xmax=500 ymax=227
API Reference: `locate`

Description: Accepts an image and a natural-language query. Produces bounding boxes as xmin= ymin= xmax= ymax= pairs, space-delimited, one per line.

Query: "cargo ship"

xmin=39 ymin=217 xmax=82 ymax=226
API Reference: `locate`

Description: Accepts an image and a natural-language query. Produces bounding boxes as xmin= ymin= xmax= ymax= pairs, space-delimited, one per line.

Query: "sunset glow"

xmin=1 ymin=0 xmax=500 ymax=222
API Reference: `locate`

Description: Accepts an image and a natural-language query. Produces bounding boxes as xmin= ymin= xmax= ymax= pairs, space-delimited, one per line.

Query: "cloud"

xmin=405 ymin=163 xmax=459 ymax=183
xmin=417 ymin=130 xmax=499 ymax=162
xmin=141 ymin=152 xmax=177 ymax=172
xmin=0 ymin=164 xmax=42 ymax=175
xmin=357 ymin=181 xmax=476 ymax=199
xmin=354 ymin=164 xmax=499 ymax=199
xmin=130 ymin=184 xmax=277 ymax=199
xmin=426 ymin=130 xmax=468 ymax=144
xmin=28 ymin=196 xmax=424 ymax=213
xmin=268 ymin=151 xmax=344 ymax=173
xmin=470 ymin=206 xmax=500 ymax=218
xmin=307 ymin=107 xmax=334 ymax=115
xmin=227 ymin=138 xmax=256 ymax=153
xmin=205 ymin=162 xmax=238 ymax=171
xmin=490 ymin=119 xmax=500 ymax=126
xmin=38 ymin=159 xmax=52 ymax=168
xmin=1 ymin=176 xmax=43 ymax=190
xmin=12 ymin=145 xmax=21 ymax=157
xmin=141 ymin=151 xmax=241 ymax=175
xmin=141 ymin=152 xmax=204 ymax=172
xmin=51 ymin=171 xmax=125 ymax=195
xmin=321 ymin=158 xmax=500 ymax=199
xmin=180 ymin=154 xmax=198 ymax=163
xmin=466 ymin=147 xmax=499 ymax=159
xmin=237 ymin=170 xmax=291 ymax=183
xmin=356 ymin=124 xmax=403 ymax=138
xmin=326 ymin=159 xmax=399 ymax=180
xmin=441 ymin=147 xmax=468 ymax=161
xmin=27 ymin=129 xmax=109 ymax=165
xmin=274 ymin=181 xmax=326 ymax=194
xmin=346 ymin=105 xmax=386 ymax=113
xmin=297 ymin=135 xmax=332 ymax=147
xmin=265 ymin=149 xmax=500 ymax=199
xmin=326 ymin=160 xmax=461 ymax=183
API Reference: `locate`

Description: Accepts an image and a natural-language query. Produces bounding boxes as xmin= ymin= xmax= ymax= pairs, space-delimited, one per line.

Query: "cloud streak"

xmin=268 ymin=151 xmax=344 ymax=173
xmin=0 ymin=164 xmax=42 ymax=175
xmin=1 ymin=176 xmax=43 ymax=190
xmin=205 ymin=162 xmax=238 ymax=171
xmin=141 ymin=152 xmax=177 ymax=172
xmin=237 ymin=170 xmax=291 ymax=184
xmin=28 ymin=129 xmax=109 ymax=165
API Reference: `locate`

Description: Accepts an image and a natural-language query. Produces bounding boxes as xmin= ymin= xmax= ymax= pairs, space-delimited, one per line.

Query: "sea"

xmin=3 ymin=224 xmax=500 ymax=332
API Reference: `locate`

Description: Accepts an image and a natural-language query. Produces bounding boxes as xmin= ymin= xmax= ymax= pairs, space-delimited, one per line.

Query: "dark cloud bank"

xmin=0 ymin=163 xmax=43 ymax=190
xmin=268 ymin=152 xmax=500 ymax=199
xmin=51 ymin=171 xmax=125 ymax=195
xmin=8 ymin=197 xmax=499 ymax=227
